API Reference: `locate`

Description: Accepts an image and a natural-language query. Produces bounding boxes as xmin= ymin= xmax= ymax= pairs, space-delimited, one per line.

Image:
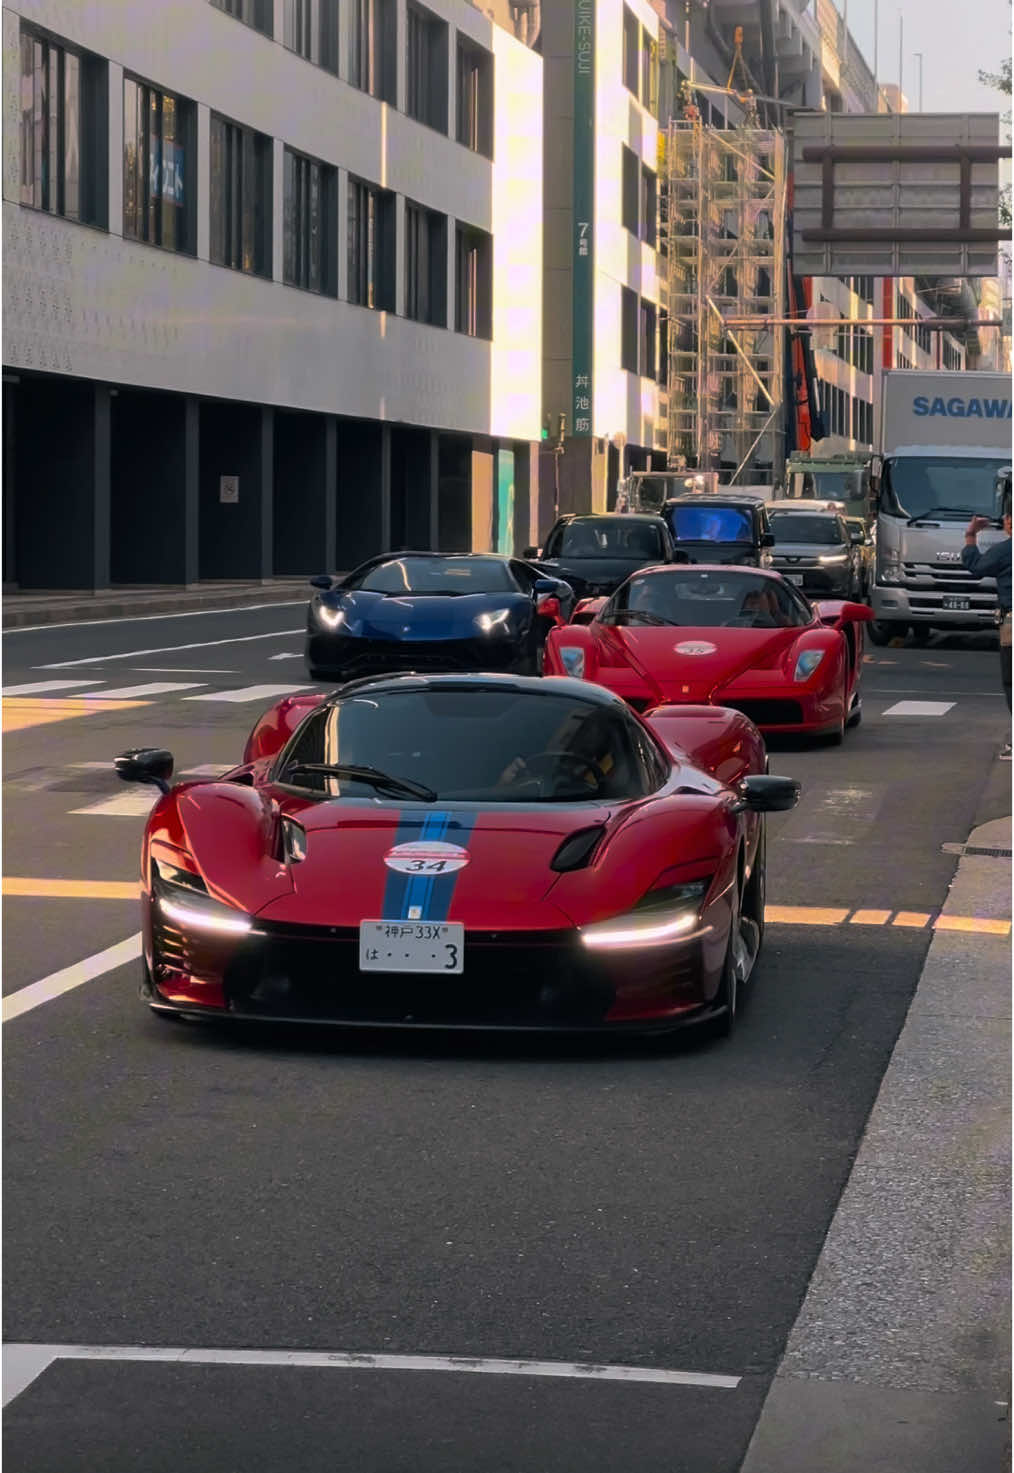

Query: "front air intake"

xmin=550 ymin=825 xmax=606 ymax=872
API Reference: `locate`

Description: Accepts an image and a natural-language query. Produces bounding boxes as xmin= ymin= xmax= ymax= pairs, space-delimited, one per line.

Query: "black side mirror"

xmin=114 ymin=748 xmax=174 ymax=795
xmin=848 ymin=529 xmax=863 ymax=544
xmin=736 ymin=774 xmax=800 ymax=813
xmin=760 ymin=531 xmax=776 ymax=548
xmin=523 ymin=546 xmax=540 ymax=560
xmin=309 ymin=574 xmax=333 ymax=590
xmin=533 ymin=578 xmax=559 ymax=595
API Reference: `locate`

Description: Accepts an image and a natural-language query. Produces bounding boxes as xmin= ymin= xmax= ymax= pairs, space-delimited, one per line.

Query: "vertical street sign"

xmin=572 ymin=0 xmax=595 ymax=437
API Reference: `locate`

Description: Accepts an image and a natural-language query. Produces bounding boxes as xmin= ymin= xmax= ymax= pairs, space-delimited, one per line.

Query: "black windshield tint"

xmin=770 ymin=515 xmax=843 ymax=545
xmin=556 ymin=520 xmax=662 ymax=558
xmin=278 ymin=690 xmax=662 ymax=802
xmin=350 ymin=557 xmax=518 ymax=595
xmin=882 ymin=457 xmax=1009 ymax=520
xmin=667 ymin=505 xmax=754 ymax=542
xmin=607 ymin=571 xmax=811 ymax=629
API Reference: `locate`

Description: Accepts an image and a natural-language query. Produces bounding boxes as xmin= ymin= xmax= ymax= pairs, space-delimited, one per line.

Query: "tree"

xmin=979 ymin=7 xmax=1011 ymax=226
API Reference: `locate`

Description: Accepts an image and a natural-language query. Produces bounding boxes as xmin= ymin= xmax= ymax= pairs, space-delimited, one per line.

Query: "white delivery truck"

xmin=869 ymin=369 xmax=1012 ymax=645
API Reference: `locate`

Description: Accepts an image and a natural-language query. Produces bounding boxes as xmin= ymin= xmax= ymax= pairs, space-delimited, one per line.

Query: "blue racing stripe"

xmin=425 ymin=813 xmax=478 ymax=922
xmin=402 ymin=811 xmax=450 ymax=920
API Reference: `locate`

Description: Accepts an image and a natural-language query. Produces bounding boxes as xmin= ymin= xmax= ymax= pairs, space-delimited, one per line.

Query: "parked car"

xmin=114 ymin=673 xmax=799 ymax=1038
xmin=845 ymin=517 xmax=875 ymax=599
xmin=660 ymin=495 xmax=776 ymax=568
xmin=304 ymin=552 xmax=573 ymax=681
xmin=524 ymin=514 xmax=678 ymax=600
xmin=544 ymin=563 xmax=873 ymax=743
xmin=766 ymin=507 xmax=864 ymax=601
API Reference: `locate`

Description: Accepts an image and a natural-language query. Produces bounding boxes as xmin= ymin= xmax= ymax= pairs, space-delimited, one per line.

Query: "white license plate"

xmin=359 ymin=921 xmax=464 ymax=974
xmin=942 ymin=596 xmax=970 ymax=611
xmin=784 ymin=573 xmax=804 ymax=585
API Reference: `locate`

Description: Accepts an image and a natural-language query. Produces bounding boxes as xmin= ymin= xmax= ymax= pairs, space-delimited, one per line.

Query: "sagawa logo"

xmin=912 ymin=396 xmax=1012 ymax=420
xmin=384 ymin=841 xmax=470 ymax=875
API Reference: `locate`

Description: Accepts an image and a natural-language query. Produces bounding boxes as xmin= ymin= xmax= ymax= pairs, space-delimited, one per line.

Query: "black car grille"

xmin=339 ymin=642 xmax=515 ymax=676
xmin=722 ymin=699 xmax=805 ymax=727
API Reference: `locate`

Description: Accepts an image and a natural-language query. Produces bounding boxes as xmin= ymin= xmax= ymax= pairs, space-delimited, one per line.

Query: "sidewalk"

xmin=742 ymin=812 xmax=1012 ymax=1472
xmin=3 ymin=578 xmax=313 ymax=629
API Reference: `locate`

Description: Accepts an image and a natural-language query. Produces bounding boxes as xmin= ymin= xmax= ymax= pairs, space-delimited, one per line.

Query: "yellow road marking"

xmin=2 ymin=878 xmax=139 ymax=900
xmin=2 ymin=697 xmax=149 ymax=732
xmin=766 ymin=905 xmax=849 ymax=926
xmin=892 ymin=911 xmax=931 ymax=928
xmin=849 ymin=909 xmax=891 ymax=926
xmin=934 ymin=915 xmax=1011 ymax=936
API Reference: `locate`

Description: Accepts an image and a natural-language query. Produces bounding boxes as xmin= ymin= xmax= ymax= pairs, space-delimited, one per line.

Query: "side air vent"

xmin=550 ymin=825 xmax=606 ymax=873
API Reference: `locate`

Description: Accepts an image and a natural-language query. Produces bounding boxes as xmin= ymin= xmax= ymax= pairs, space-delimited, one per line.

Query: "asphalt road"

xmin=2 ymin=605 xmax=1009 ymax=1472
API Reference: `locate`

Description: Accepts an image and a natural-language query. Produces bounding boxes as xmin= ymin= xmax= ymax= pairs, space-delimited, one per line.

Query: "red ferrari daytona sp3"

xmin=543 ymin=565 xmax=874 ymax=741
xmin=114 ymin=674 xmax=799 ymax=1038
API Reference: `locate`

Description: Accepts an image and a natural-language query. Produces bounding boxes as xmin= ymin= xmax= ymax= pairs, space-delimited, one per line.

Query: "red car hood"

xmin=257 ymin=802 xmax=615 ymax=930
xmin=602 ymin=624 xmax=801 ymax=702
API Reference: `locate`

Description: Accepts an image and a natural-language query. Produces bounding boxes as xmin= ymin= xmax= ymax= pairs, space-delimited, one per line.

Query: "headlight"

xmin=558 ymin=646 xmax=586 ymax=678
xmin=794 ymin=649 xmax=826 ymax=681
xmin=153 ymin=860 xmax=252 ymax=936
xmin=580 ymin=878 xmax=710 ymax=950
xmin=818 ymin=553 xmax=849 ymax=565
xmin=475 ymin=608 xmax=513 ymax=635
xmin=316 ymin=604 xmax=346 ymax=631
xmin=878 ymin=549 xmax=901 ymax=584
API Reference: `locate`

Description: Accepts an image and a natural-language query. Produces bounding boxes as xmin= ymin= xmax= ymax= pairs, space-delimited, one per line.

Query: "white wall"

xmin=2 ymin=0 xmax=542 ymax=440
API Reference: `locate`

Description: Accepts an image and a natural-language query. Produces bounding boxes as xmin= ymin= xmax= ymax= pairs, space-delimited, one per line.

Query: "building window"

xmin=348 ymin=176 xmax=396 ymax=310
xmin=640 ymin=165 xmax=656 ymax=245
xmin=640 ymin=31 xmax=655 ymax=114
xmin=209 ymin=114 xmax=272 ymax=277
xmin=658 ymin=309 xmax=669 ymax=387
xmin=19 ymin=28 xmax=106 ymax=227
xmin=621 ymin=145 xmax=639 ymax=235
xmin=457 ymin=37 xmax=493 ymax=157
xmin=283 ymin=0 xmax=339 ymax=72
xmin=639 ymin=299 xmax=656 ymax=379
xmin=346 ymin=0 xmax=396 ymax=101
xmin=622 ymin=6 xmax=639 ymax=95
xmin=455 ymin=224 xmax=492 ymax=338
xmin=123 ymin=78 xmax=196 ymax=254
xmin=405 ymin=202 xmax=448 ymax=326
xmin=283 ymin=147 xmax=337 ymax=295
xmin=407 ymin=3 xmax=449 ymax=132
xmin=621 ymin=285 xmax=638 ymax=373
xmin=211 ymin=0 xmax=272 ymax=36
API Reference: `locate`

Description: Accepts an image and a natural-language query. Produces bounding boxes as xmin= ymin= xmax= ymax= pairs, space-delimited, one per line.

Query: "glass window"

xmin=666 ymin=504 xmax=754 ymax=542
xmin=283 ymin=0 xmax=339 ymax=71
xmin=622 ymin=6 xmax=639 ymax=95
xmin=277 ymin=688 xmax=659 ymax=803
xmin=348 ymin=177 xmax=395 ymax=310
xmin=621 ymin=145 xmax=638 ymax=235
xmin=346 ymin=0 xmax=395 ymax=101
xmin=348 ymin=555 xmax=518 ymax=593
xmin=881 ymin=456 xmax=1010 ymax=521
xmin=210 ymin=0 xmax=272 ymax=36
xmin=621 ymin=286 xmax=638 ymax=373
xmin=209 ymin=114 xmax=272 ymax=277
xmin=456 ymin=37 xmax=492 ymax=157
xmin=123 ymin=76 xmax=196 ymax=254
xmin=407 ymin=3 xmax=449 ymax=132
xmin=639 ymin=299 xmax=656 ymax=379
xmin=556 ymin=519 xmax=663 ymax=559
xmin=405 ymin=202 xmax=447 ymax=326
xmin=640 ymin=165 xmax=656 ymax=245
xmin=283 ymin=147 xmax=337 ymax=295
xmin=454 ymin=224 xmax=491 ymax=339
xmin=19 ymin=27 xmax=104 ymax=226
xmin=769 ymin=514 xmax=844 ymax=545
xmin=606 ymin=569 xmax=811 ymax=629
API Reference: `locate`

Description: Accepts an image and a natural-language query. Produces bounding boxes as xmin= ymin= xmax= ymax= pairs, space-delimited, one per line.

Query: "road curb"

xmin=3 ymin=585 xmax=310 ymax=628
xmin=740 ymin=811 xmax=1012 ymax=1473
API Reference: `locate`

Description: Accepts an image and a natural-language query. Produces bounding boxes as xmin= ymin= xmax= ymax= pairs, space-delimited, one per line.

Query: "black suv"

xmin=524 ymin=513 xmax=678 ymax=599
xmin=767 ymin=507 xmax=864 ymax=600
xmin=661 ymin=496 xmax=775 ymax=568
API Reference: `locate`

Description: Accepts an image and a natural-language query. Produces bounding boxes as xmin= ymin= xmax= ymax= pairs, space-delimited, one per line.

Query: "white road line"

xmin=8 ymin=601 xmax=307 ymax=635
xmin=184 ymin=684 xmax=312 ymax=703
xmin=1 ymin=934 xmax=142 ymax=1023
xmin=70 ymin=790 xmax=158 ymax=817
xmin=40 ymin=630 xmax=304 ymax=669
xmin=268 ymin=652 xmax=303 ymax=660
xmin=1 ymin=679 xmax=105 ymax=696
xmin=81 ymin=682 xmax=206 ymax=699
xmin=133 ymin=667 xmax=240 ymax=674
xmin=870 ymin=687 xmax=1001 ymax=697
xmin=881 ymin=700 xmax=956 ymax=717
xmin=1 ymin=1343 xmax=741 ymax=1406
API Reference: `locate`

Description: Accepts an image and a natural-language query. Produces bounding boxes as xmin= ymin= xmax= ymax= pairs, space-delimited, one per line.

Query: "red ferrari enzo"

xmin=543 ymin=565 xmax=873 ymax=742
xmin=114 ymin=674 xmax=799 ymax=1038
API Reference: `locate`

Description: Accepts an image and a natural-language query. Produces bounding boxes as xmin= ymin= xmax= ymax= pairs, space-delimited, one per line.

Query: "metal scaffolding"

xmin=663 ymin=119 xmax=787 ymax=484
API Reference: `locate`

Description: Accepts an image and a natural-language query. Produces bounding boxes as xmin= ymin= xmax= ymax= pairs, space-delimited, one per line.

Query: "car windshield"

xmin=666 ymin=504 xmax=754 ymax=542
xmin=348 ymin=557 xmax=518 ymax=595
xmin=769 ymin=514 xmax=843 ymax=545
xmin=277 ymin=689 xmax=661 ymax=802
xmin=881 ymin=456 xmax=1009 ymax=520
xmin=605 ymin=570 xmax=812 ymax=629
xmin=552 ymin=520 xmax=663 ymax=559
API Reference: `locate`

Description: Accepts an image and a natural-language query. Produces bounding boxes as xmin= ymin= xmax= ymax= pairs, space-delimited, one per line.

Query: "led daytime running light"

xmin=158 ymin=895 xmax=253 ymax=936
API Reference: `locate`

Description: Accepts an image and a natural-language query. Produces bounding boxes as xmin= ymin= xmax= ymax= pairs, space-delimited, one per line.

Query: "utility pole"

xmin=898 ymin=13 xmax=904 ymax=109
xmin=914 ymin=50 xmax=923 ymax=111
xmin=873 ymin=0 xmax=879 ymax=102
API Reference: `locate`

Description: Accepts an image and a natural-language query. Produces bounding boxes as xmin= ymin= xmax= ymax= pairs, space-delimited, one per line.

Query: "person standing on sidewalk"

xmin=964 ymin=495 xmax=1012 ymax=758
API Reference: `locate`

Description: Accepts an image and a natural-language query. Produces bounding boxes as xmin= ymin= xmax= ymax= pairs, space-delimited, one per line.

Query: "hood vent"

xmin=550 ymin=825 xmax=606 ymax=872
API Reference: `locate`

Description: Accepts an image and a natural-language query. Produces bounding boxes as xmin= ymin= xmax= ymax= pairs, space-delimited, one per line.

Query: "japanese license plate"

xmin=784 ymin=573 xmax=804 ymax=585
xmin=359 ymin=921 xmax=464 ymax=974
xmin=942 ymin=596 xmax=970 ymax=611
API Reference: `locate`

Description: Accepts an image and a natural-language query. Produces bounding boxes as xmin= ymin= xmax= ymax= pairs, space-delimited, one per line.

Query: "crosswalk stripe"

xmin=1 ymin=680 xmax=104 ymax=696
xmin=882 ymin=700 xmax=955 ymax=717
xmin=70 ymin=790 xmax=159 ymax=817
xmin=81 ymin=682 xmax=206 ymax=699
xmin=184 ymin=684 xmax=312 ymax=703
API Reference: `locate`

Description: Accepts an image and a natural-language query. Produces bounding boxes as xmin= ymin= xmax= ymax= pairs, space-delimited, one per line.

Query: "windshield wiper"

xmin=608 ymin=609 xmax=679 ymax=626
xmin=906 ymin=505 xmax=977 ymax=524
xmin=283 ymin=763 xmax=437 ymax=802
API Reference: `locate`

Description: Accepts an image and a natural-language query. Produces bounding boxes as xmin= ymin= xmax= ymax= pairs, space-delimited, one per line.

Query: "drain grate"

xmin=941 ymin=842 xmax=1013 ymax=859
